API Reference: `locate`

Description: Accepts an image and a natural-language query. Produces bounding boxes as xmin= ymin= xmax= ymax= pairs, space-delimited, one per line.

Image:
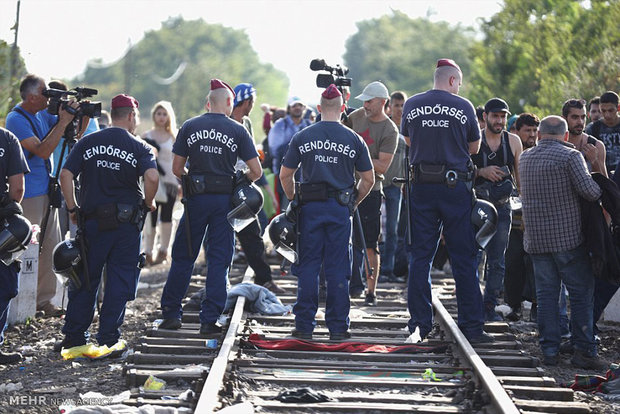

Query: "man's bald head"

xmin=538 ymin=115 xmax=568 ymax=141
xmin=434 ymin=66 xmax=462 ymax=94
xmin=207 ymin=87 xmax=234 ymax=115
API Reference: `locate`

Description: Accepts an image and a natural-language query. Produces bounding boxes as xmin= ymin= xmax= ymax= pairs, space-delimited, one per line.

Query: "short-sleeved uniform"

xmin=282 ymin=120 xmax=372 ymax=334
xmin=0 ymin=128 xmax=30 ymax=346
xmin=401 ymin=89 xmax=484 ymax=340
xmin=161 ymin=113 xmax=258 ymax=326
xmin=61 ymin=127 xmax=156 ymax=346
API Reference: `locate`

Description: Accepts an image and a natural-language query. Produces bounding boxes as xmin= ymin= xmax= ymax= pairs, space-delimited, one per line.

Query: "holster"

xmin=188 ymin=174 xmax=234 ymax=195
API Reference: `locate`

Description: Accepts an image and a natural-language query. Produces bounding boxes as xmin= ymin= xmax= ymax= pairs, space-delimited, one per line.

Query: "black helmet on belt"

xmin=0 ymin=214 xmax=32 ymax=265
xmin=52 ymin=239 xmax=83 ymax=288
xmin=227 ymin=180 xmax=264 ymax=232
xmin=266 ymin=213 xmax=297 ymax=263
xmin=471 ymin=199 xmax=498 ymax=249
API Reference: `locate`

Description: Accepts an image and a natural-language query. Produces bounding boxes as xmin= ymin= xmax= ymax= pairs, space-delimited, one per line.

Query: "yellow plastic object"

xmin=143 ymin=375 xmax=166 ymax=390
xmin=60 ymin=340 xmax=127 ymax=360
xmin=422 ymin=368 xmax=442 ymax=382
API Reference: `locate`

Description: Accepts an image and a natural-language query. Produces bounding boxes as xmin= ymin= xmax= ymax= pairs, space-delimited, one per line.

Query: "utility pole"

xmin=8 ymin=0 xmax=21 ymax=106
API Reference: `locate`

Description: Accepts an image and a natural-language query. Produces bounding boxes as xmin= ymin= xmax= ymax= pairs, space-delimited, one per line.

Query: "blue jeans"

xmin=479 ymin=203 xmax=511 ymax=308
xmin=531 ymin=245 xmax=596 ymax=357
xmin=381 ymin=185 xmax=402 ymax=275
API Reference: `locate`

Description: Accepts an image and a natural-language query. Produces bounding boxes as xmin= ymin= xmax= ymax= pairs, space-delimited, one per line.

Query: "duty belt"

xmin=411 ymin=164 xmax=473 ymax=187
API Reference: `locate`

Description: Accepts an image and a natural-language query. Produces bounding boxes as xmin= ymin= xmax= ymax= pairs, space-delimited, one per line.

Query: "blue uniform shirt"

xmin=173 ymin=113 xmax=258 ymax=176
xmin=401 ymin=89 xmax=480 ymax=171
xmin=63 ymin=127 xmax=156 ymax=214
xmin=0 ymin=128 xmax=30 ymax=195
xmin=282 ymin=121 xmax=373 ymax=190
xmin=5 ymin=105 xmax=57 ymax=198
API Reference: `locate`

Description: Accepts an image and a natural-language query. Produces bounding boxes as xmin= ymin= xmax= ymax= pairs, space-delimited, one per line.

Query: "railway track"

xmin=121 ymin=260 xmax=591 ymax=413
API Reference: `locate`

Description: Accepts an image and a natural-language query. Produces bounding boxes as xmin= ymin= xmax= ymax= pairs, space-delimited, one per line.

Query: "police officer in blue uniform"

xmin=401 ymin=59 xmax=492 ymax=343
xmin=280 ymin=84 xmax=374 ymax=340
xmin=0 ymin=127 xmax=30 ymax=363
xmin=57 ymin=94 xmax=158 ymax=350
xmin=159 ymin=79 xmax=262 ymax=334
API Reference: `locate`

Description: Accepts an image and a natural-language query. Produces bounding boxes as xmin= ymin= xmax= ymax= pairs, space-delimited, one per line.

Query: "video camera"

xmin=310 ymin=58 xmax=352 ymax=91
xmin=43 ymin=87 xmax=102 ymax=119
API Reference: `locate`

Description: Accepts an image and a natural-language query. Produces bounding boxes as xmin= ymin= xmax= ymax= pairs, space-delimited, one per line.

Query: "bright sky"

xmin=0 ymin=0 xmax=502 ymax=105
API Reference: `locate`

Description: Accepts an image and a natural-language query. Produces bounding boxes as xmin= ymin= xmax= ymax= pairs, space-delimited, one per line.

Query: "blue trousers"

xmin=292 ymin=199 xmax=352 ymax=334
xmin=479 ymin=203 xmax=512 ymax=307
xmin=381 ymin=185 xmax=402 ymax=275
xmin=161 ymin=193 xmax=234 ymax=325
xmin=63 ymin=221 xmax=141 ymax=346
xmin=0 ymin=263 xmax=19 ymax=345
xmin=407 ymin=182 xmax=484 ymax=339
xmin=531 ymin=245 xmax=596 ymax=357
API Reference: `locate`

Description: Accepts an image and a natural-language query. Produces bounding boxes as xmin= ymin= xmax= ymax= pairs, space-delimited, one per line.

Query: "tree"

xmin=0 ymin=40 xmax=26 ymax=123
xmin=468 ymin=0 xmax=620 ymax=116
xmin=73 ymin=17 xmax=288 ymax=140
xmin=343 ymin=11 xmax=475 ymax=101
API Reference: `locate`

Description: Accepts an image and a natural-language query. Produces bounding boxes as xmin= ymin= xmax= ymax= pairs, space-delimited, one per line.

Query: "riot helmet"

xmin=227 ymin=181 xmax=264 ymax=232
xmin=266 ymin=213 xmax=298 ymax=263
xmin=0 ymin=214 xmax=32 ymax=266
xmin=52 ymin=239 xmax=83 ymax=288
xmin=471 ymin=199 xmax=498 ymax=249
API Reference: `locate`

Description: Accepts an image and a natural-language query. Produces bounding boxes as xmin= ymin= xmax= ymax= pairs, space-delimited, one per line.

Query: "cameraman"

xmin=5 ymin=74 xmax=87 ymax=317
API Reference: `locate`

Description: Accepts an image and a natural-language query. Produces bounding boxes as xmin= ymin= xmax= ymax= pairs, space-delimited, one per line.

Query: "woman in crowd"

xmin=142 ymin=101 xmax=179 ymax=265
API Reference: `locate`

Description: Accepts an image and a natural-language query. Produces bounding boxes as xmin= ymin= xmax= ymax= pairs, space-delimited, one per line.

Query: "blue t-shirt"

xmin=173 ymin=113 xmax=258 ymax=176
xmin=5 ymin=105 xmax=57 ymax=198
xmin=52 ymin=117 xmax=100 ymax=175
xmin=282 ymin=121 xmax=373 ymax=190
xmin=401 ymin=89 xmax=480 ymax=171
xmin=0 ymin=128 xmax=30 ymax=195
xmin=63 ymin=127 xmax=156 ymax=214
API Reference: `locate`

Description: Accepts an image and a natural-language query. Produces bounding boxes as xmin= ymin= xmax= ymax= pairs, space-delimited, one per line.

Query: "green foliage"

xmin=343 ymin=11 xmax=475 ymax=101
xmin=0 ymin=39 xmax=26 ymax=124
xmin=468 ymin=0 xmax=620 ymax=116
xmin=73 ymin=17 xmax=288 ymax=140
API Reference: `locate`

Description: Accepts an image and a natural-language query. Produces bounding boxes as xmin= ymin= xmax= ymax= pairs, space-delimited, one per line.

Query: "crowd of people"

xmin=0 ymin=63 xmax=618 ymax=372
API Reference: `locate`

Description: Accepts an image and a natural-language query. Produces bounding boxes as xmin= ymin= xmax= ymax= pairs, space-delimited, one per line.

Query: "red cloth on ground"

xmin=246 ymin=333 xmax=447 ymax=353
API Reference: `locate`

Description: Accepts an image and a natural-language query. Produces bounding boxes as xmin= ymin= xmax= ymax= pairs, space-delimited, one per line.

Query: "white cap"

xmin=355 ymin=81 xmax=389 ymax=102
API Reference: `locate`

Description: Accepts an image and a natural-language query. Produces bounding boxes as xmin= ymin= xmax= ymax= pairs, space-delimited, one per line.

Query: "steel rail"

xmin=432 ymin=291 xmax=520 ymax=414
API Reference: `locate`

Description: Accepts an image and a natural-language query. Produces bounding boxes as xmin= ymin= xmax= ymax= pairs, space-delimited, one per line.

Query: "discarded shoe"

xmin=291 ymin=329 xmax=313 ymax=340
xmin=262 ymin=280 xmax=286 ymax=295
xmin=468 ymin=332 xmax=495 ymax=344
xmin=571 ymin=351 xmax=608 ymax=371
xmin=329 ymin=331 xmax=351 ymax=341
xmin=158 ymin=318 xmax=182 ymax=330
xmin=365 ymin=292 xmax=377 ymax=306
xmin=200 ymin=323 xmax=222 ymax=335
xmin=0 ymin=351 xmax=22 ymax=364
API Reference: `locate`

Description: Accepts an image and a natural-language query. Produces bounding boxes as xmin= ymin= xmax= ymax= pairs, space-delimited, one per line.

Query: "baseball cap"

xmin=355 ymin=81 xmax=389 ymax=102
xmin=322 ymin=84 xmax=342 ymax=99
xmin=287 ymin=96 xmax=305 ymax=107
xmin=484 ymin=98 xmax=511 ymax=115
xmin=210 ymin=79 xmax=235 ymax=97
xmin=233 ymin=83 xmax=256 ymax=107
xmin=436 ymin=58 xmax=461 ymax=72
xmin=507 ymin=114 xmax=518 ymax=131
xmin=111 ymin=94 xmax=139 ymax=109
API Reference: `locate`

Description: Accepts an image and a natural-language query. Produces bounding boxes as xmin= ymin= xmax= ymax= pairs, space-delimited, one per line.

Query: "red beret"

xmin=210 ymin=79 xmax=235 ymax=98
xmin=111 ymin=94 xmax=139 ymax=109
xmin=322 ymin=84 xmax=342 ymax=100
xmin=436 ymin=58 xmax=461 ymax=72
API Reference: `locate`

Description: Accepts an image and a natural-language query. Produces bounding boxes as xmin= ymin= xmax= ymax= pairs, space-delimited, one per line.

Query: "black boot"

xmin=0 ymin=351 xmax=22 ymax=364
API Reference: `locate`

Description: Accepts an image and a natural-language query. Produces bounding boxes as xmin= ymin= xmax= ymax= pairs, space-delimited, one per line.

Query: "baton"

xmin=180 ymin=175 xmax=193 ymax=257
xmin=354 ymin=209 xmax=374 ymax=280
